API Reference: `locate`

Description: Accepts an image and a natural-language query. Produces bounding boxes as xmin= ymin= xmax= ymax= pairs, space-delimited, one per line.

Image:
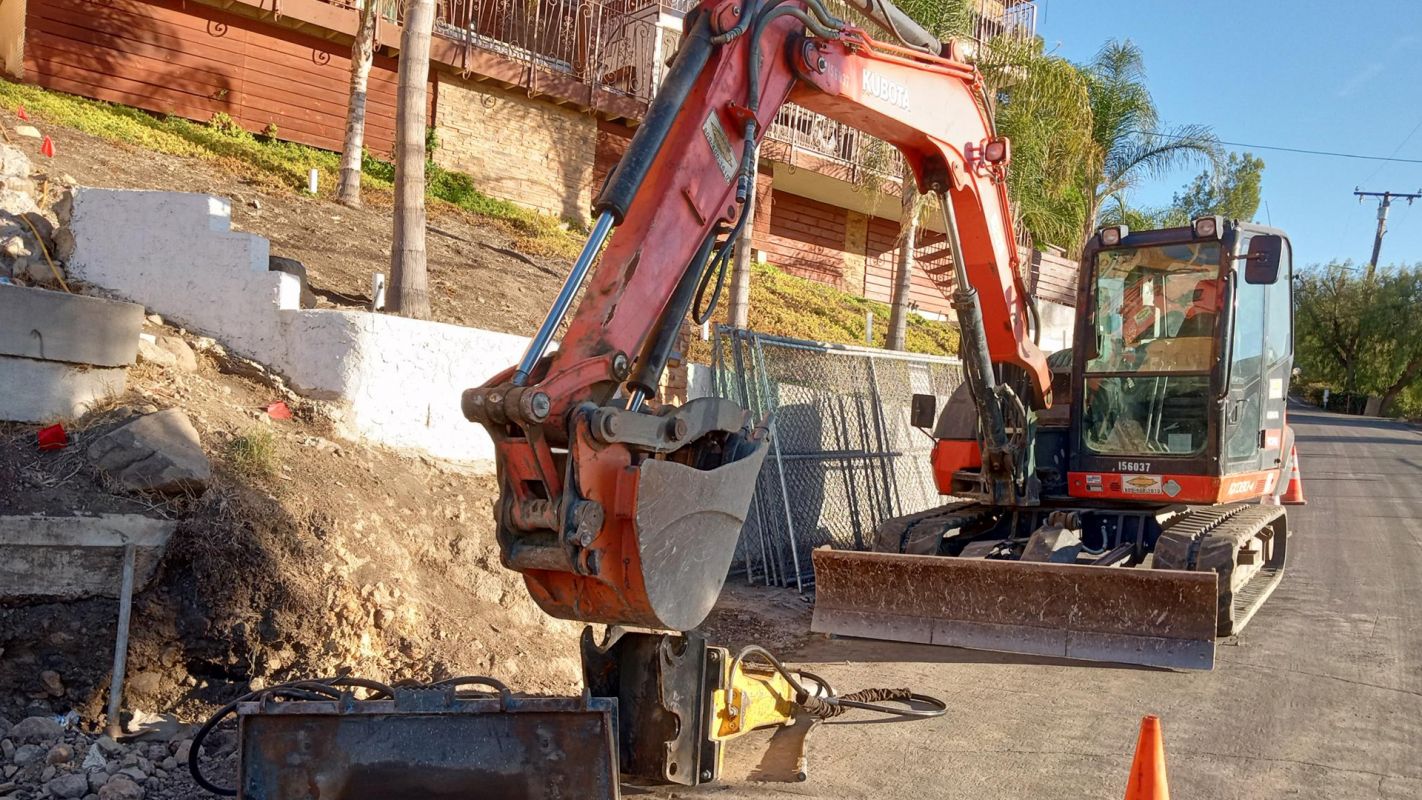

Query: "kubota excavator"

xmin=462 ymin=0 xmax=1296 ymax=674
xmin=218 ymin=4 xmax=1298 ymax=795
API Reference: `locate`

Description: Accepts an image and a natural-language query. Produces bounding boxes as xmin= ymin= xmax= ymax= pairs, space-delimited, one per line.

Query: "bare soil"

xmin=1 ymin=109 xmax=569 ymax=334
xmin=0 ymin=319 xmax=587 ymax=726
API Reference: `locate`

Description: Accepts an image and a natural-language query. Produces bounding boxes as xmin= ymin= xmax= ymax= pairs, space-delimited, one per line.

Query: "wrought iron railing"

xmin=430 ymin=0 xmax=675 ymax=103
xmin=764 ymin=2 xmax=1037 ymax=184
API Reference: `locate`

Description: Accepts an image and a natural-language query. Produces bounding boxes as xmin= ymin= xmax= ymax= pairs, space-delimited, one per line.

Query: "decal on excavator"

xmin=861 ymin=69 xmax=911 ymax=111
xmin=702 ymin=111 xmax=736 ymax=182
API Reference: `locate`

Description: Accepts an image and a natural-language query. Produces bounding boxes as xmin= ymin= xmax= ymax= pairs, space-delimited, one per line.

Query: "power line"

xmin=1136 ymin=131 xmax=1422 ymax=164
xmin=1360 ymin=116 xmax=1422 ymax=185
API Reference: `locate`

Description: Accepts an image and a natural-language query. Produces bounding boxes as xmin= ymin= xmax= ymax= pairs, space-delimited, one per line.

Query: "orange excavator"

xmin=463 ymin=0 xmax=1297 ymax=672
xmin=223 ymin=5 xmax=1297 ymax=795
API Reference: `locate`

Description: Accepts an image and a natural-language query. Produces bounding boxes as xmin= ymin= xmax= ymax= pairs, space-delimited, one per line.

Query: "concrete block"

xmin=0 ymin=355 xmax=126 ymax=423
xmin=0 ymin=514 xmax=176 ymax=599
xmin=88 ymin=408 xmax=211 ymax=495
xmin=0 ymin=284 xmax=143 ymax=366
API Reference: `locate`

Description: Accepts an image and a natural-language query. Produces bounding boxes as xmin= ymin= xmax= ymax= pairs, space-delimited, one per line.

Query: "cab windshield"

xmin=1087 ymin=241 xmax=1223 ymax=374
xmin=1084 ymin=241 xmax=1222 ymax=458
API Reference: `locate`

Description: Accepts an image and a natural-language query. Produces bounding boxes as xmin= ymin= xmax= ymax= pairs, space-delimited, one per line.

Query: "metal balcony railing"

xmin=431 ymin=0 xmax=677 ymax=103
xmin=764 ymin=1 xmax=1037 ymax=182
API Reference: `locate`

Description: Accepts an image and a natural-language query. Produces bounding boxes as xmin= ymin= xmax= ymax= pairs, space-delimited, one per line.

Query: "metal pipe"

xmin=106 ymin=543 xmax=137 ymax=739
xmin=513 ymin=211 xmax=615 ymax=385
xmin=836 ymin=0 xmax=941 ymax=55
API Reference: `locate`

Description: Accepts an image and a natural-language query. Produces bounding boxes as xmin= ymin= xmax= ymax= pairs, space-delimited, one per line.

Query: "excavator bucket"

xmin=810 ymin=548 xmax=1219 ymax=670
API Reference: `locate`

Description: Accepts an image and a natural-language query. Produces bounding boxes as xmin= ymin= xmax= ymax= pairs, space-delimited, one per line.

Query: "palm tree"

xmin=1079 ymin=40 xmax=1220 ymax=251
xmin=878 ymin=0 xmax=975 ymax=350
xmin=978 ymin=36 xmax=1095 ymax=252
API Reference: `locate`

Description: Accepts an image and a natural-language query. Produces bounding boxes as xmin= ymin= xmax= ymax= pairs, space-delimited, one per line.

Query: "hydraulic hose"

xmin=729 ymin=645 xmax=948 ymax=721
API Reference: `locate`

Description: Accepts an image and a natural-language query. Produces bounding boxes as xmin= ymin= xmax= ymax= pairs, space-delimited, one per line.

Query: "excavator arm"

xmin=462 ymin=0 xmax=1050 ymax=630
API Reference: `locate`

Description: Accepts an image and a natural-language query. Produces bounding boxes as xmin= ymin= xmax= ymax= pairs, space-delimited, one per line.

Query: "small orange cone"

xmin=1281 ymin=446 xmax=1307 ymax=505
xmin=40 ymin=135 xmax=55 ymax=158
xmin=1124 ymin=715 xmax=1169 ymax=800
xmin=16 ymin=104 xmax=28 ymax=121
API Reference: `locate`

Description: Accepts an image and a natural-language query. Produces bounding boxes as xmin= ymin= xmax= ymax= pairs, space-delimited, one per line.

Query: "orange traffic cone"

xmin=1281 ymin=446 xmax=1307 ymax=505
xmin=40 ymin=135 xmax=55 ymax=159
xmin=1124 ymin=715 xmax=1169 ymax=800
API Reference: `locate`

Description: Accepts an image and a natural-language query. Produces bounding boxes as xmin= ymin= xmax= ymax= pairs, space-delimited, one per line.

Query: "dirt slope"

xmin=2 ymin=109 xmax=567 ymax=334
xmin=0 ymin=320 xmax=586 ymax=727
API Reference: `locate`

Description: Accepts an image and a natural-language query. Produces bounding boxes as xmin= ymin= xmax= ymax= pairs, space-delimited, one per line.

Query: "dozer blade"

xmin=810 ymin=548 xmax=1219 ymax=670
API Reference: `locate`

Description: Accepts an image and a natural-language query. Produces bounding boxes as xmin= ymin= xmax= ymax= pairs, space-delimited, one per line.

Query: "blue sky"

xmin=1036 ymin=0 xmax=1422 ymax=267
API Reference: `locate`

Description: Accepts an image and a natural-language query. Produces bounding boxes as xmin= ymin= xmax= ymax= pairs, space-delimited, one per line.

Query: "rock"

xmin=45 ymin=744 xmax=72 ymax=765
xmin=94 ymin=737 xmax=122 ymax=757
xmin=9 ymin=717 xmax=62 ymax=744
xmin=171 ymin=740 xmax=192 ymax=765
xmin=80 ymin=747 xmax=105 ymax=772
xmin=87 ymin=409 xmax=211 ymax=495
xmin=117 ymin=767 xmax=145 ymax=783
xmin=1 ymin=740 xmax=13 ymax=760
xmin=47 ymin=772 xmax=89 ymax=799
xmin=0 ymin=144 xmax=30 ymax=177
xmin=12 ymin=125 xmax=40 ymax=140
xmin=12 ymin=743 xmax=43 ymax=766
xmin=154 ymin=336 xmax=197 ymax=373
xmin=0 ymin=718 xmax=10 ymax=738
xmin=0 ymin=235 xmax=28 ymax=260
xmin=96 ymin=775 xmax=143 ymax=800
xmin=124 ymin=674 xmax=162 ymax=703
xmin=134 ymin=338 xmax=176 ymax=369
xmin=86 ymin=770 xmax=108 ymax=792
xmin=39 ymin=672 xmax=64 ymax=698
xmin=145 ymin=314 xmax=163 ymax=326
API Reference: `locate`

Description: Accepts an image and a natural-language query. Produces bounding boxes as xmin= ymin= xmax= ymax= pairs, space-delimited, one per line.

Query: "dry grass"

xmin=225 ymin=427 xmax=280 ymax=479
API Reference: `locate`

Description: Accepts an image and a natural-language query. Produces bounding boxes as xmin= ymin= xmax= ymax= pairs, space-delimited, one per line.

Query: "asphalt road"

xmin=692 ymin=407 xmax=1422 ymax=799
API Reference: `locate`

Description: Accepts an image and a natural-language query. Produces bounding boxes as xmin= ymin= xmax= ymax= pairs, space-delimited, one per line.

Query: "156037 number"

xmin=1117 ymin=461 xmax=1152 ymax=473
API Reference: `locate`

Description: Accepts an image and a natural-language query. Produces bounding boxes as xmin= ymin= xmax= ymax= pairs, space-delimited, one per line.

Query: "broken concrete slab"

xmin=0 ymin=284 xmax=144 ymax=367
xmin=156 ymin=335 xmax=198 ymax=372
xmin=135 ymin=336 xmax=176 ymax=369
xmin=0 ymin=514 xmax=176 ymax=599
xmin=0 ymin=355 xmax=127 ymax=423
xmin=88 ymin=409 xmax=210 ymax=495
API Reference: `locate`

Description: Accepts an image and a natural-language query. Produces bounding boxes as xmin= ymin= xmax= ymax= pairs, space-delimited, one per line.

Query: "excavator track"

xmin=872 ymin=501 xmax=997 ymax=555
xmin=1153 ymin=503 xmax=1288 ymax=637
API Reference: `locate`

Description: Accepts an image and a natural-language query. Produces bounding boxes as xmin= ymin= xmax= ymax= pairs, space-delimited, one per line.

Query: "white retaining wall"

xmin=64 ymin=188 xmax=535 ymax=466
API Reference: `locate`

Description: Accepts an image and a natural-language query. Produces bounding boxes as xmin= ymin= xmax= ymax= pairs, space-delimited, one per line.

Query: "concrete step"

xmin=0 ymin=514 xmax=176 ymax=599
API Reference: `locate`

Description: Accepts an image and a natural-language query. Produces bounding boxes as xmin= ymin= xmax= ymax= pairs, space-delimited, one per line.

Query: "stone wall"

xmin=433 ymin=73 xmax=597 ymax=222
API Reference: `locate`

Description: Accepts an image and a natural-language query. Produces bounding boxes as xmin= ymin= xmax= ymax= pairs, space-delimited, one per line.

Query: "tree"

xmin=885 ymin=162 xmax=919 ymax=350
xmin=1295 ymin=263 xmax=1422 ymax=415
xmin=882 ymin=0 xmax=974 ymax=350
xmin=336 ymin=0 xmax=382 ymax=207
xmin=980 ymin=37 xmax=1095 ymax=252
xmin=1161 ymin=151 xmax=1265 ymax=226
xmin=1078 ymin=40 xmax=1220 ymax=253
xmin=389 ymin=0 xmax=435 ymax=320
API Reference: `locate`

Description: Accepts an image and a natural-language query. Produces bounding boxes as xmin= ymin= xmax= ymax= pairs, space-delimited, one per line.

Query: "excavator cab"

xmin=1069 ymin=217 xmax=1295 ymax=504
xmin=814 ymin=218 xmax=1298 ymax=670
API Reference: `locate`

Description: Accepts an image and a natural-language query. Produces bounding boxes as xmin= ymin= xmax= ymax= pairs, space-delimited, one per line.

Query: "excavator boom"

xmin=465 ymin=0 xmax=1049 ymax=631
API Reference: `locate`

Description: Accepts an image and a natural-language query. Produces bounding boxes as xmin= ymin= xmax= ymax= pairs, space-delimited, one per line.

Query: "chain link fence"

xmin=712 ymin=327 xmax=964 ymax=590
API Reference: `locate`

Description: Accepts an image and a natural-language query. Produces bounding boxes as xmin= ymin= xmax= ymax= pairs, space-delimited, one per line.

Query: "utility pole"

xmin=1355 ymin=188 xmax=1422 ymax=279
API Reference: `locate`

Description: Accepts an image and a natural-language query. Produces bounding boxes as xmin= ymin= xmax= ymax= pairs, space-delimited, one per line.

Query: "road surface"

xmin=688 ymin=407 xmax=1421 ymax=799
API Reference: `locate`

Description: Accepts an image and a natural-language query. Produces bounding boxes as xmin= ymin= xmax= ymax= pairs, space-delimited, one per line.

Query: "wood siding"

xmin=761 ymin=192 xmax=848 ymax=287
xmin=1030 ymin=250 xmax=1079 ymax=307
xmin=864 ymin=216 xmax=955 ymax=317
xmin=24 ymin=0 xmax=426 ymax=154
